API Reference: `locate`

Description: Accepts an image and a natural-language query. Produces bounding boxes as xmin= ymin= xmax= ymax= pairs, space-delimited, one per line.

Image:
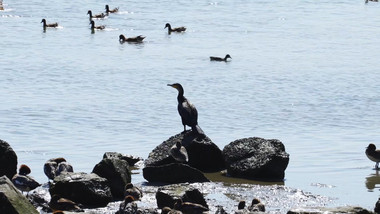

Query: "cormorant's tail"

xmin=191 ymin=124 xmax=204 ymax=136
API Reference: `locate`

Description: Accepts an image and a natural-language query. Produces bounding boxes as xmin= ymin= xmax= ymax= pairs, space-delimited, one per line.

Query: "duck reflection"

xmin=365 ymin=170 xmax=380 ymax=191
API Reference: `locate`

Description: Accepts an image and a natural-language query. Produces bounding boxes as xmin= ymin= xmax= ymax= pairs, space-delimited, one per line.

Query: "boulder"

xmin=103 ymin=152 xmax=143 ymax=167
xmin=156 ymin=190 xmax=175 ymax=209
xmin=222 ymin=137 xmax=289 ymax=181
xmin=49 ymin=172 xmax=112 ymax=207
xmin=145 ymin=131 xmax=225 ymax=172
xmin=92 ymin=154 xmax=131 ymax=199
xmin=0 ymin=140 xmax=17 ymax=180
xmin=0 ymin=176 xmax=38 ymax=214
xmin=182 ymin=188 xmax=208 ymax=209
xmin=143 ymin=163 xmax=209 ymax=184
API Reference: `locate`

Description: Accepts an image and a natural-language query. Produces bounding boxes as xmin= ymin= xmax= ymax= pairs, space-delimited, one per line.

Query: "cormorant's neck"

xmin=176 ymin=88 xmax=185 ymax=103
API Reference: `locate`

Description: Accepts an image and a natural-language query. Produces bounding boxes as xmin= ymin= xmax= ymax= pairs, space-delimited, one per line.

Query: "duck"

xmin=235 ymin=201 xmax=249 ymax=214
xmin=170 ymin=141 xmax=189 ymax=163
xmin=210 ymin=54 xmax=232 ymax=62
xmin=87 ymin=10 xmax=106 ymax=19
xmin=164 ymin=23 xmax=186 ymax=34
xmin=116 ymin=195 xmax=138 ymax=214
xmin=124 ymin=183 xmax=143 ymax=201
xmin=41 ymin=19 xmax=58 ymax=28
xmin=12 ymin=164 xmax=40 ymax=195
xmin=365 ymin=0 xmax=379 ymax=3
xmin=366 ymin=143 xmax=380 ymax=169
xmin=90 ymin=20 xmax=105 ymax=30
xmin=44 ymin=157 xmax=73 ymax=181
xmin=247 ymin=198 xmax=265 ymax=212
xmin=119 ymin=34 xmax=145 ymax=43
xmin=173 ymin=198 xmax=209 ymax=214
xmin=105 ymin=5 xmax=119 ymax=14
xmin=49 ymin=195 xmax=82 ymax=212
xmin=161 ymin=207 xmax=183 ymax=214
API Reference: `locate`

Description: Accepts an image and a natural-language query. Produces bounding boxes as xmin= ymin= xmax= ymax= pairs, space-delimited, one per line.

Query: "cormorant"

xmin=167 ymin=83 xmax=204 ymax=135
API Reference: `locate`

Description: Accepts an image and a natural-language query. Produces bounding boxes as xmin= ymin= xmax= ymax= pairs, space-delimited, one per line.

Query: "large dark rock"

xmin=0 ymin=176 xmax=39 ymax=214
xmin=182 ymin=188 xmax=208 ymax=209
xmin=0 ymin=140 xmax=17 ymax=180
xmin=145 ymin=131 xmax=225 ymax=172
xmin=156 ymin=190 xmax=175 ymax=209
xmin=222 ymin=137 xmax=289 ymax=181
xmin=143 ymin=163 xmax=210 ymax=184
xmin=92 ymin=153 xmax=131 ymax=199
xmin=49 ymin=172 xmax=112 ymax=207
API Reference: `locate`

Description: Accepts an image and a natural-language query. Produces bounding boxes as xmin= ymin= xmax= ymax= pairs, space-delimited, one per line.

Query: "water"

xmin=1 ymin=0 xmax=380 ymax=211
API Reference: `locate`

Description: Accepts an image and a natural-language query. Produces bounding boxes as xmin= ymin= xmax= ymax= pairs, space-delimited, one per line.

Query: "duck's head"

xmin=176 ymin=141 xmax=182 ymax=149
xmin=105 ymin=5 xmax=109 ymax=10
xmin=225 ymin=54 xmax=232 ymax=59
xmin=167 ymin=83 xmax=182 ymax=90
xmin=125 ymin=183 xmax=134 ymax=189
xmin=19 ymin=164 xmax=31 ymax=175
xmin=251 ymin=198 xmax=261 ymax=205
xmin=87 ymin=10 xmax=92 ymax=15
xmin=53 ymin=157 xmax=67 ymax=164
xmin=41 ymin=19 xmax=46 ymax=24
xmin=90 ymin=20 xmax=95 ymax=26
xmin=119 ymin=34 xmax=126 ymax=41
xmin=164 ymin=23 xmax=171 ymax=29
xmin=368 ymin=143 xmax=376 ymax=151
xmin=238 ymin=200 xmax=246 ymax=210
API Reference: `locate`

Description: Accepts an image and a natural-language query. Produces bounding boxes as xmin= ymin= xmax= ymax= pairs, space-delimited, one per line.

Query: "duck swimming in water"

xmin=41 ymin=19 xmax=58 ymax=28
xmin=210 ymin=54 xmax=232 ymax=62
xmin=164 ymin=23 xmax=186 ymax=34
xmin=90 ymin=20 xmax=105 ymax=30
xmin=105 ymin=5 xmax=119 ymax=14
xmin=119 ymin=34 xmax=145 ymax=43
xmin=12 ymin=164 xmax=40 ymax=195
xmin=87 ymin=10 xmax=106 ymax=20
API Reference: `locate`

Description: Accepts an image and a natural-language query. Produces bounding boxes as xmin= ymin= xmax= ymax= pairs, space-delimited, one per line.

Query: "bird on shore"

xmin=170 ymin=141 xmax=189 ymax=163
xmin=49 ymin=195 xmax=82 ymax=212
xmin=44 ymin=157 xmax=73 ymax=181
xmin=235 ymin=201 xmax=248 ymax=214
xmin=124 ymin=183 xmax=143 ymax=201
xmin=247 ymin=198 xmax=265 ymax=212
xmin=161 ymin=207 xmax=183 ymax=214
xmin=173 ymin=198 xmax=209 ymax=214
xmin=119 ymin=34 xmax=145 ymax=43
xmin=87 ymin=10 xmax=106 ymax=20
xmin=366 ymin=144 xmax=380 ymax=169
xmin=117 ymin=195 xmax=138 ymax=214
xmin=41 ymin=19 xmax=58 ymax=28
xmin=164 ymin=23 xmax=186 ymax=34
xmin=90 ymin=20 xmax=105 ymax=30
xmin=105 ymin=5 xmax=119 ymax=14
xmin=12 ymin=164 xmax=40 ymax=195
xmin=210 ymin=54 xmax=232 ymax=62
xmin=167 ymin=83 xmax=204 ymax=136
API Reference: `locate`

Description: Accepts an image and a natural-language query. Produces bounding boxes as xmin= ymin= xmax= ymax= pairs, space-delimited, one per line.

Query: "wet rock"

xmin=156 ymin=190 xmax=176 ymax=209
xmin=287 ymin=206 xmax=373 ymax=214
xmin=103 ymin=152 xmax=143 ymax=167
xmin=116 ymin=195 xmax=159 ymax=214
xmin=145 ymin=131 xmax=225 ymax=172
xmin=182 ymin=188 xmax=208 ymax=209
xmin=0 ymin=139 xmax=17 ymax=180
xmin=92 ymin=154 xmax=131 ymax=199
xmin=223 ymin=137 xmax=289 ymax=181
xmin=143 ymin=163 xmax=210 ymax=184
xmin=49 ymin=172 xmax=112 ymax=207
xmin=0 ymin=175 xmax=39 ymax=214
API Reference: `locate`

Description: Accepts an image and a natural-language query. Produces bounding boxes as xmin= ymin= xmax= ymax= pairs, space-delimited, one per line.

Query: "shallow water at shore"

xmin=1 ymin=0 xmax=380 ymax=211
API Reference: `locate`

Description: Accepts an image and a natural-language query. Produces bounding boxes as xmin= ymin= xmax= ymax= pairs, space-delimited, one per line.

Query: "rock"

xmin=0 ymin=139 xmax=17 ymax=180
xmin=287 ymin=206 xmax=373 ymax=214
xmin=222 ymin=137 xmax=289 ymax=181
xmin=0 ymin=175 xmax=39 ymax=214
xmin=181 ymin=189 xmax=208 ymax=209
xmin=49 ymin=172 xmax=112 ymax=207
xmin=92 ymin=154 xmax=131 ymax=199
xmin=145 ymin=131 xmax=225 ymax=172
xmin=116 ymin=195 xmax=159 ymax=214
xmin=143 ymin=163 xmax=210 ymax=184
xmin=103 ymin=152 xmax=143 ymax=167
xmin=156 ymin=190 xmax=175 ymax=209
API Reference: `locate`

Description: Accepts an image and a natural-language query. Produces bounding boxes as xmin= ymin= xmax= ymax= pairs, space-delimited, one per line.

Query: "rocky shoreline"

xmin=0 ymin=133 xmax=377 ymax=213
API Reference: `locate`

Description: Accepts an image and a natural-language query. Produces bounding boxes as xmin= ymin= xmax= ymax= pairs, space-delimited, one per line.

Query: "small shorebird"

xmin=124 ymin=183 xmax=143 ymax=201
xmin=366 ymin=143 xmax=380 ymax=169
xmin=164 ymin=23 xmax=186 ymax=34
xmin=210 ymin=54 xmax=232 ymax=62
xmin=12 ymin=164 xmax=40 ymax=195
xmin=119 ymin=34 xmax=145 ymax=43
xmin=105 ymin=5 xmax=119 ymax=14
xmin=41 ymin=19 xmax=58 ymax=28
xmin=170 ymin=141 xmax=189 ymax=163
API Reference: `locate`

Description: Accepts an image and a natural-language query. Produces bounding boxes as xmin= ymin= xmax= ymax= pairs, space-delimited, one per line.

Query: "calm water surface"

xmin=1 ymin=0 xmax=380 ymax=211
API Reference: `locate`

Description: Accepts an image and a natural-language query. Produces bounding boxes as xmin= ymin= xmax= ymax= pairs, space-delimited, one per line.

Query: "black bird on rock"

xmin=167 ymin=83 xmax=204 ymax=136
